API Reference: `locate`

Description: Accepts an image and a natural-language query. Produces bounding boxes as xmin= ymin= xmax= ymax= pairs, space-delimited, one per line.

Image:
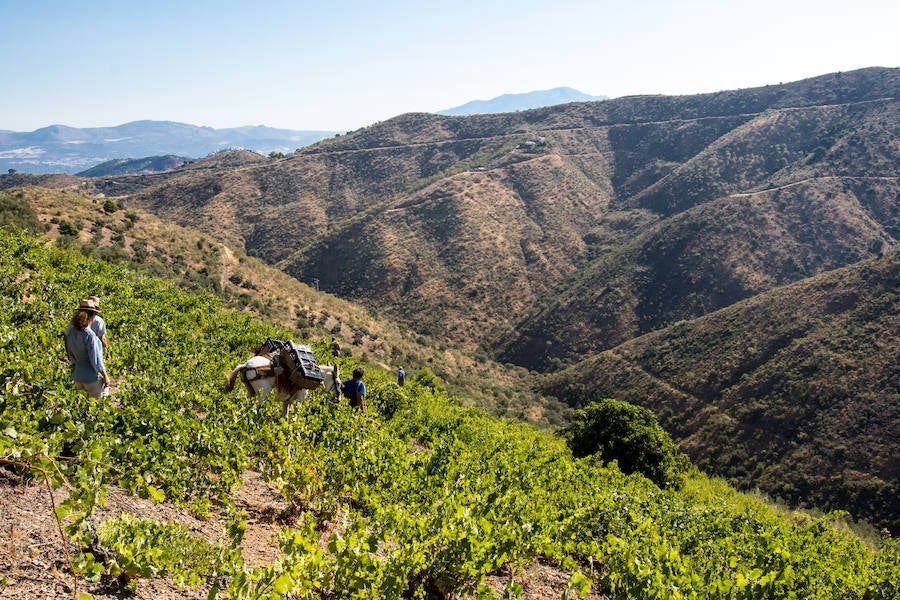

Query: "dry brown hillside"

xmin=46 ymin=68 xmax=894 ymax=370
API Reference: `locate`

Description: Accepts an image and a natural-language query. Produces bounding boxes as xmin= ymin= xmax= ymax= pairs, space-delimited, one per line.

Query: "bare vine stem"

xmin=0 ymin=456 xmax=79 ymax=600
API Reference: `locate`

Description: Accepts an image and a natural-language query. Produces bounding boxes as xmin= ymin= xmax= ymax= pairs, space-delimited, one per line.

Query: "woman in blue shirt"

xmin=64 ymin=299 xmax=109 ymax=399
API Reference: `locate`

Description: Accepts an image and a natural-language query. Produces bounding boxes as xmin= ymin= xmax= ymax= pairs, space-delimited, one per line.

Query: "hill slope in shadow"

xmin=537 ymin=252 xmax=900 ymax=532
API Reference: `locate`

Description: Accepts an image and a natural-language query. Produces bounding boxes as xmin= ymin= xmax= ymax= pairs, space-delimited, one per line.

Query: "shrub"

xmin=412 ymin=366 xmax=446 ymax=394
xmin=0 ymin=192 xmax=44 ymax=233
xmin=561 ymin=398 xmax=687 ymax=488
xmin=367 ymin=384 xmax=410 ymax=419
xmin=95 ymin=245 xmax=130 ymax=264
xmin=58 ymin=219 xmax=79 ymax=236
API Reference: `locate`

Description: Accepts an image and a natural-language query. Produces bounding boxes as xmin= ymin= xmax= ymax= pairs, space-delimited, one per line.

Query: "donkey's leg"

xmin=282 ymin=389 xmax=309 ymax=421
xmin=255 ymin=379 xmax=274 ymax=409
xmin=280 ymin=390 xmax=294 ymax=421
xmin=225 ymin=366 xmax=242 ymax=392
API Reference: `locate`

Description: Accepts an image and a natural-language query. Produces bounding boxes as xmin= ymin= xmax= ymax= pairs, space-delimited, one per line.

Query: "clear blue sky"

xmin=2 ymin=0 xmax=897 ymax=132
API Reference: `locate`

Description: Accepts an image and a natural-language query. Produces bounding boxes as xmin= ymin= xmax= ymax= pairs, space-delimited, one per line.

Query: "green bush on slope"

xmin=561 ymin=398 xmax=689 ymax=489
xmin=0 ymin=190 xmax=46 ymax=233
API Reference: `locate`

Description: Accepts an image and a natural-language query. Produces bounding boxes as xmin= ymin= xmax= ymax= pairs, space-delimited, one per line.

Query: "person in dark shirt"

xmin=341 ymin=367 xmax=366 ymax=411
xmin=397 ymin=367 xmax=405 ymax=387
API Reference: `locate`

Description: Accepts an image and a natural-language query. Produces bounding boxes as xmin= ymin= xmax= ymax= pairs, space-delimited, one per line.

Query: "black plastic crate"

xmin=280 ymin=341 xmax=324 ymax=389
xmin=256 ymin=337 xmax=286 ymax=356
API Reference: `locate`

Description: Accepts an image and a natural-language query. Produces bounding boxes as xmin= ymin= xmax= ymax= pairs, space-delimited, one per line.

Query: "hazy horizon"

xmin=3 ymin=0 xmax=897 ymax=133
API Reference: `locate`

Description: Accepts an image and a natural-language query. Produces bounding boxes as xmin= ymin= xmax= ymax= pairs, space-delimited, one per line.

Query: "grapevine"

xmin=1 ymin=230 xmax=897 ymax=599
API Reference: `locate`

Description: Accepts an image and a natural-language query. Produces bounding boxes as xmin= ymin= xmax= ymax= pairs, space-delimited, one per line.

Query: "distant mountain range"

xmin=0 ymin=121 xmax=337 ymax=175
xmin=0 ymin=88 xmax=606 ymax=175
xmin=438 ymin=87 xmax=606 ymax=116
xmin=75 ymin=155 xmax=193 ymax=177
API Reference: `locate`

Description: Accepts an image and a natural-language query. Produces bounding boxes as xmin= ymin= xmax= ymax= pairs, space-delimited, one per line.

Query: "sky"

xmin=2 ymin=0 xmax=898 ymax=133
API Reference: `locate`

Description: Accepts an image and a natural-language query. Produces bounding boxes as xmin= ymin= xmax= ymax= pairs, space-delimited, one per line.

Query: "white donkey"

xmin=225 ymin=353 xmax=341 ymax=420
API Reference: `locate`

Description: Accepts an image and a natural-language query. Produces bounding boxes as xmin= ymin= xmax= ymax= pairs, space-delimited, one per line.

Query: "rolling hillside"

xmin=498 ymin=175 xmax=898 ymax=369
xmin=2 ymin=66 xmax=897 ymax=533
xmin=75 ymin=67 xmax=898 ymax=365
xmin=0 ymin=186 xmax=566 ymax=425
xmin=76 ymin=155 xmax=193 ymax=177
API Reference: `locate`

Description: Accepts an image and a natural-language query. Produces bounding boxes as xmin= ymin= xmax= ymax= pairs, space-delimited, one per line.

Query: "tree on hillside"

xmin=561 ymin=398 xmax=687 ymax=488
xmin=57 ymin=219 xmax=79 ymax=236
xmin=869 ymin=237 xmax=885 ymax=258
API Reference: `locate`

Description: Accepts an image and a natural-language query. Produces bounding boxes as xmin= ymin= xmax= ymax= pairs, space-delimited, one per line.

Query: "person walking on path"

xmin=64 ymin=299 xmax=110 ymax=399
xmin=341 ymin=367 xmax=366 ymax=411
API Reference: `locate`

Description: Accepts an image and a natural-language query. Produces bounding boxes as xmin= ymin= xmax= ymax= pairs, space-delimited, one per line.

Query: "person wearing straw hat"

xmin=87 ymin=295 xmax=108 ymax=352
xmin=63 ymin=299 xmax=110 ymax=399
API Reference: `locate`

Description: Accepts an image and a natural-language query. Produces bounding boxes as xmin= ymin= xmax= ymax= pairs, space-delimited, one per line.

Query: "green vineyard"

xmin=1 ymin=231 xmax=898 ymax=599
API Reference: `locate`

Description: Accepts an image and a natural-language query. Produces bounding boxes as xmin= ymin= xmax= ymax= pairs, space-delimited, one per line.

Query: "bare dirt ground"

xmin=0 ymin=471 xmax=606 ymax=599
xmin=0 ymin=470 xmax=284 ymax=600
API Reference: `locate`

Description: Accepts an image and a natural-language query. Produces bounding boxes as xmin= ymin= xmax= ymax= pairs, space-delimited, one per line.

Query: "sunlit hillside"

xmin=1 ymin=67 xmax=897 ymax=556
xmin=2 ymin=231 xmax=898 ymax=598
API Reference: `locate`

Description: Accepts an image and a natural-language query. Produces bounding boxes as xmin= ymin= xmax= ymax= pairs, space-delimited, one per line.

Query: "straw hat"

xmin=78 ymin=298 xmax=100 ymax=313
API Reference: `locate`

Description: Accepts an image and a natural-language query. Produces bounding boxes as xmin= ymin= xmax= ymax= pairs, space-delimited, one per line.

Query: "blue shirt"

xmin=342 ymin=378 xmax=365 ymax=407
xmin=65 ymin=326 xmax=105 ymax=383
